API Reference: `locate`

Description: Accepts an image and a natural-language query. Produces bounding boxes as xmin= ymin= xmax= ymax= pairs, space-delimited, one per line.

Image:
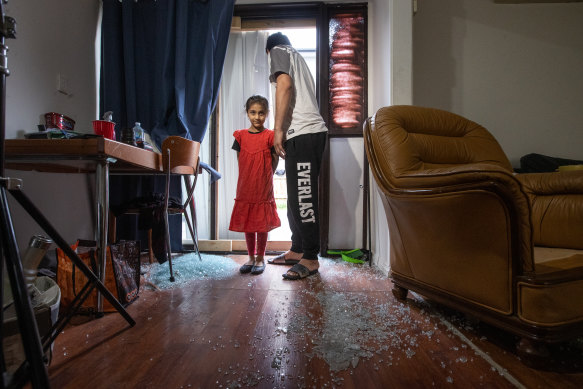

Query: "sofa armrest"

xmin=516 ymin=171 xmax=583 ymax=249
xmin=517 ymin=171 xmax=583 ymax=194
xmin=381 ymin=163 xmax=536 ymax=273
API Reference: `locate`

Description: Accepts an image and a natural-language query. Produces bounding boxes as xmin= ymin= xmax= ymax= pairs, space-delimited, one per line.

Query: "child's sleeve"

xmin=232 ymin=130 xmax=241 ymax=152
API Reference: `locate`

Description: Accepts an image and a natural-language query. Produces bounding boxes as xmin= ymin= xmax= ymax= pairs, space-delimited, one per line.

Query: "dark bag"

xmin=518 ymin=153 xmax=583 ymax=173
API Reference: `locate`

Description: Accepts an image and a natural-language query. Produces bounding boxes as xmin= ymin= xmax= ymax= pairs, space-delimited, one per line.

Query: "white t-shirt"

xmin=269 ymin=45 xmax=328 ymax=140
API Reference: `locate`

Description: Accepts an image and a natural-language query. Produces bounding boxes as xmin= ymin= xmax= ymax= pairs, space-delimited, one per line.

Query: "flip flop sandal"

xmin=282 ymin=263 xmax=318 ymax=280
xmin=267 ymin=253 xmax=301 ymax=266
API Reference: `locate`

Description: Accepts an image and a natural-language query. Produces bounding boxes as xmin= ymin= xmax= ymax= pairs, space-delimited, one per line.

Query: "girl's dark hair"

xmin=245 ymin=95 xmax=269 ymax=112
xmin=265 ymin=32 xmax=291 ymax=53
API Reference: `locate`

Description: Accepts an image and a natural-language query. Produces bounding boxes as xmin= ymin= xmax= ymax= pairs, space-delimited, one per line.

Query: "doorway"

xmin=191 ymin=3 xmax=369 ymax=255
xmin=217 ymin=27 xmax=317 ymax=247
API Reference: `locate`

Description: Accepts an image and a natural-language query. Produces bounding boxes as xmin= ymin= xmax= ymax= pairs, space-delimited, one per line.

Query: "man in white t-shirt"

xmin=265 ymin=32 xmax=328 ymax=280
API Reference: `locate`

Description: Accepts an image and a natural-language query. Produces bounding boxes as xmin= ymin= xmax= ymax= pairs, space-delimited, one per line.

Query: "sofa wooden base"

xmin=390 ymin=273 xmax=583 ymax=369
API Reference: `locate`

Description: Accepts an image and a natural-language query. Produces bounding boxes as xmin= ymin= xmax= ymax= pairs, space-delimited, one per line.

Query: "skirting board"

xmin=198 ymin=240 xmax=232 ymax=252
xmin=197 ymin=240 xmax=290 ymax=252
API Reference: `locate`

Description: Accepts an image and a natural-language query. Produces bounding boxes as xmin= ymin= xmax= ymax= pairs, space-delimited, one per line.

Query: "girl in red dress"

xmin=229 ymin=95 xmax=281 ymax=275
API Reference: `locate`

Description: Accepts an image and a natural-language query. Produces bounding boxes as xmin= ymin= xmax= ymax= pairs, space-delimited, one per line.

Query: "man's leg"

xmin=283 ymin=132 xmax=326 ymax=277
xmin=268 ymin=152 xmax=304 ymax=265
xmin=286 ymin=194 xmax=303 ymax=255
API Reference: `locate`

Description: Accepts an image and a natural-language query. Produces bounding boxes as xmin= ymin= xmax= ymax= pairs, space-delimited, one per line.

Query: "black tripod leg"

xmin=42 ymin=281 xmax=96 ymax=353
xmin=7 ymin=187 xmax=136 ymax=327
xmin=0 ymin=186 xmax=51 ymax=388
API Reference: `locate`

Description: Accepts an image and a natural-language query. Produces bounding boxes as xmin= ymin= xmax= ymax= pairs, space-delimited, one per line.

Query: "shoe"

xmin=239 ymin=264 xmax=253 ymax=274
xmin=282 ymin=263 xmax=318 ymax=280
xmin=251 ymin=263 xmax=265 ymax=275
xmin=267 ymin=253 xmax=301 ymax=266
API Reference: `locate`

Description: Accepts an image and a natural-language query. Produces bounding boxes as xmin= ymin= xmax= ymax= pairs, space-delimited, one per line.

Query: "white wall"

xmin=366 ymin=0 xmax=413 ymax=273
xmin=5 ymin=0 xmax=99 ymax=138
xmin=5 ymin=0 xmax=100 ymax=250
xmin=413 ymin=0 xmax=583 ymax=167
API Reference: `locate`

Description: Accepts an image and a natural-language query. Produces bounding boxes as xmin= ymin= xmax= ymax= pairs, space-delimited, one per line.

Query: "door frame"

xmin=209 ymin=2 xmax=368 ymax=255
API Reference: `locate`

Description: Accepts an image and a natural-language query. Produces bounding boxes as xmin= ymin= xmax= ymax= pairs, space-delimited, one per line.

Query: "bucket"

xmin=92 ymin=120 xmax=116 ymax=140
xmin=2 ymin=276 xmax=61 ymax=338
xmin=32 ymin=276 xmax=61 ymax=327
xmin=2 ymin=276 xmax=61 ymax=369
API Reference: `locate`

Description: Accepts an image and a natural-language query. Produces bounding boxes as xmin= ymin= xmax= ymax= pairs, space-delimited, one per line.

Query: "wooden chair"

xmin=109 ymin=136 xmax=202 ymax=281
xmin=161 ymin=136 xmax=202 ymax=281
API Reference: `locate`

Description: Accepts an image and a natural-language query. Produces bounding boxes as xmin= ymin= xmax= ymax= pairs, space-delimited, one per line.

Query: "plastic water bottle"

xmin=133 ymin=122 xmax=145 ymax=148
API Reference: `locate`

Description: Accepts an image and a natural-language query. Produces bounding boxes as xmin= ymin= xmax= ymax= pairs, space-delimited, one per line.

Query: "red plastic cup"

xmin=92 ymin=120 xmax=116 ymax=140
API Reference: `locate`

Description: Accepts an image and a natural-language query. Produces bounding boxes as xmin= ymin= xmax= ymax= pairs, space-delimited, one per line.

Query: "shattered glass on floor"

xmin=211 ymin=257 xmax=522 ymax=388
xmin=131 ymin=254 xmax=582 ymax=388
xmin=306 ymin=290 xmax=418 ymax=371
xmin=143 ymin=253 xmax=239 ymax=290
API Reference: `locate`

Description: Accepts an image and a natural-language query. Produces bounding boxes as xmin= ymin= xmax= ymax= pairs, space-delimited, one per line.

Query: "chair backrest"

xmin=161 ymin=136 xmax=201 ymax=175
xmin=161 ymin=136 xmax=201 ymax=209
xmin=365 ymin=105 xmax=513 ymax=182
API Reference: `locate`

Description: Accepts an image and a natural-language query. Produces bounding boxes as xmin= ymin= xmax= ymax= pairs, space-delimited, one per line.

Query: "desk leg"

xmin=95 ymin=161 xmax=109 ymax=315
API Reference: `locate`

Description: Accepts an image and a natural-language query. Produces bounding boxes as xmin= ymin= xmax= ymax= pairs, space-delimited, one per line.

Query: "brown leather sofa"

xmin=363 ymin=105 xmax=583 ymax=365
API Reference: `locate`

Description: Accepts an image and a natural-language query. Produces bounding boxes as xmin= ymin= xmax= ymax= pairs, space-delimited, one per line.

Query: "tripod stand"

xmin=0 ymin=3 xmax=135 ymax=388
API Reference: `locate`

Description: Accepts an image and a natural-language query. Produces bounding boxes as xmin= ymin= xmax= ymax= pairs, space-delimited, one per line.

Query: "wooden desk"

xmin=4 ymin=138 xmax=166 ymax=313
xmin=4 ymin=137 xmax=163 ymax=173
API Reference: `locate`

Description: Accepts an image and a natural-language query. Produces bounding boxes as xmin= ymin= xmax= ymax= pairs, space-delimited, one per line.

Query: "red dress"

xmin=229 ymin=129 xmax=281 ymax=233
